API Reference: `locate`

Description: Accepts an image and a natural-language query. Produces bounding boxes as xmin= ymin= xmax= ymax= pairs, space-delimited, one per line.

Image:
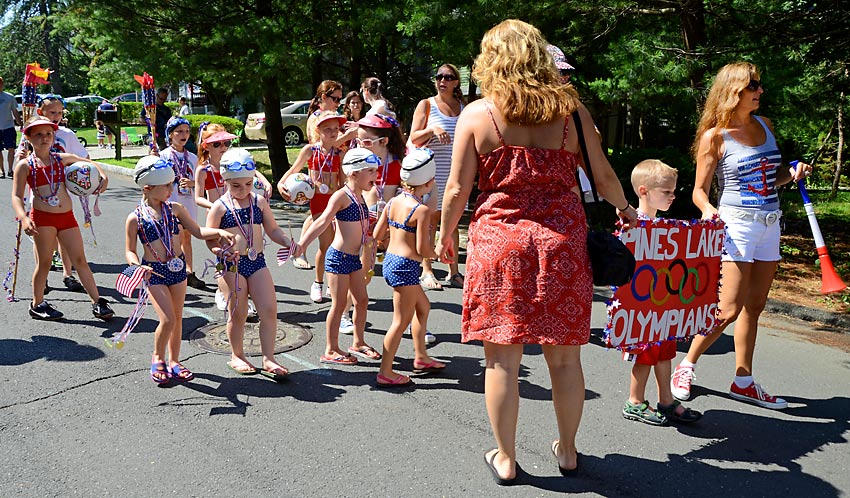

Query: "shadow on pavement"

xmin=0 ymin=335 xmax=105 ymax=365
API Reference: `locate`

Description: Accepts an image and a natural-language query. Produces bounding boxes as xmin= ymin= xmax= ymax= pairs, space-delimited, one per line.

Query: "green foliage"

xmin=607 ymin=147 xmax=700 ymax=219
xmin=182 ymin=114 xmax=244 ymax=135
xmin=65 ymin=102 xmax=99 ymax=128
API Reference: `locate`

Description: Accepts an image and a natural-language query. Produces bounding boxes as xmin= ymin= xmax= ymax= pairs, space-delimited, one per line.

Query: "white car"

xmin=66 ymin=95 xmax=108 ymax=104
xmin=244 ymin=100 xmax=310 ymax=145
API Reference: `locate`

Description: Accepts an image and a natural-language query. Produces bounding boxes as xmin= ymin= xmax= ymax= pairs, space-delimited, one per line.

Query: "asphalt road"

xmin=1 ymin=163 xmax=849 ymax=498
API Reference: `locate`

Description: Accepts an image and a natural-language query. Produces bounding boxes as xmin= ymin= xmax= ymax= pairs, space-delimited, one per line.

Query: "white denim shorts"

xmin=719 ymin=206 xmax=782 ymax=262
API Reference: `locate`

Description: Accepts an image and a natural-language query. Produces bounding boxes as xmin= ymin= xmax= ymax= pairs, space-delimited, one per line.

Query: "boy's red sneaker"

xmin=729 ymin=381 xmax=787 ymax=410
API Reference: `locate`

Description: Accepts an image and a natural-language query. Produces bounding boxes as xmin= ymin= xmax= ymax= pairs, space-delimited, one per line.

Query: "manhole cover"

xmin=189 ymin=320 xmax=312 ymax=356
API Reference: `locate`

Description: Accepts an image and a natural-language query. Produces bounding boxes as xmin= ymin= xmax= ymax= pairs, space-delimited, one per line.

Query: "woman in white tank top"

xmin=408 ymin=64 xmax=465 ymax=290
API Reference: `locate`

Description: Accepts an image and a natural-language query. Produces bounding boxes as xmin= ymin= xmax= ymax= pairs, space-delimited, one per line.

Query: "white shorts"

xmin=719 ymin=206 xmax=781 ymax=262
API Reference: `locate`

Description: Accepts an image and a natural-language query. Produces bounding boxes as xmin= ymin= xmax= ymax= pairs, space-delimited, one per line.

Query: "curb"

xmin=765 ymin=299 xmax=850 ymax=330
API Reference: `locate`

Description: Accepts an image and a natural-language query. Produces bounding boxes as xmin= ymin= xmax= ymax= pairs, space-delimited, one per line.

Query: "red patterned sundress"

xmin=461 ymin=104 xmax=592 ymax=346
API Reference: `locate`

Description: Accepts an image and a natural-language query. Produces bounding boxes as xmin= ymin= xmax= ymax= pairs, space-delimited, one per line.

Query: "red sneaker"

xmin=671 ymin=365 xmax=695 ymax=401
xmin=729 ymin=381 xmax=787 ymax=410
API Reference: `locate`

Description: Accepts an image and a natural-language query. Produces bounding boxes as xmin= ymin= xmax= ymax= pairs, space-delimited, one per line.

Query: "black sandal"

xmin=657 ymin=400 xmax=702 ymax=423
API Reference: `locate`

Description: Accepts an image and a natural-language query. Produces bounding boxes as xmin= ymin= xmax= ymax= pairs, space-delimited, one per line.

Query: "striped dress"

xmin=426 ymin=97 xmax=463 ymax=206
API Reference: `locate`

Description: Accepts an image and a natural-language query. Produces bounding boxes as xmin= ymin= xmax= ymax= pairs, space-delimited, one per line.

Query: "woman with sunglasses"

xmin=194 ymin=122 xmax=270 ymax=319
xmin=409 ymin=64 xmax=465 ymax=291
xmin=670 ymin=62 xmax=813 ymax=410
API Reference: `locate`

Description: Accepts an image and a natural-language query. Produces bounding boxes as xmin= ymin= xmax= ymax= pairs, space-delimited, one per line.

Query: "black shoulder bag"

xmin=572 ymin=111 xmax=636 ymax=286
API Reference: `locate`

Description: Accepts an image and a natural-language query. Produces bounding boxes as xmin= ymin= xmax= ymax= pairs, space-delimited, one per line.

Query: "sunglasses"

xmin=435 ymin=74 xmax=458 ymax=81
xmin=745 ymin=79 xmax=764 ymax=92
xmin=211 ymin=140 xmax=232 ymax=149
xmin=560 ymin=69 xmax=574 ymax=77
xmin=224 ymin=160 xmax=256 ymax=172
xmin=326 ymin=94 xmax=342 ymax=103
xmin=357 ymin=137 xmax=386 ymax=147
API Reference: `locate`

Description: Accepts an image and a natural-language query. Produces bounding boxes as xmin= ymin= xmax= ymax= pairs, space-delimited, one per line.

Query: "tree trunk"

xmin=262 ymin=75 xmax=289 ymax=187
xmin=831 ymin=84 xmax=845 ymax=199
xmin=39 ymin=0 xmax=63 ymax=94
xmin=678 ymin=0 xmax=707 ymax=100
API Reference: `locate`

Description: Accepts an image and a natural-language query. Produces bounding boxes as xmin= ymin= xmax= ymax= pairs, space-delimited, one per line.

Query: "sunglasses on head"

xmin=134 ymin=159 xmax=172 ymax=182
xmin=224 ymin=160 xmax=256 ymax=172
xmin=326 ymin=94 xmax=342 ymax=103
xmin=435 ymin=74 xmax=458 ymax=81
xmin=357 ymin=137 xmax=386 ymax=147
xmin=347 ymin=155 xmax=382 ymax=167
xmin=745 ymin=79 xmax=764 ymax=92
xmin=211 ymin=140 xmax=232 ymax=149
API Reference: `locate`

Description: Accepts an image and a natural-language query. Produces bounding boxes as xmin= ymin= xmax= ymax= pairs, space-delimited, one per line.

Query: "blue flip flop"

xmin=150 ymin=361 xmax=172 ymax=384
xmin=170 ymin=363 xmax=195 ymax=382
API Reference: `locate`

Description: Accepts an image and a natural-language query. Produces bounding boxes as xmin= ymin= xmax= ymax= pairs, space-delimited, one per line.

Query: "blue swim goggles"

xmin=224 ymin=159 xmax=256 ymax=171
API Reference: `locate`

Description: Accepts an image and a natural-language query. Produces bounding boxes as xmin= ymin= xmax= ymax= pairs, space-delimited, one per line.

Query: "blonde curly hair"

xmin=472 ymin=19 xmax=579 ymax=125
xmin=692 ymin=62 xmax=761 ymax=159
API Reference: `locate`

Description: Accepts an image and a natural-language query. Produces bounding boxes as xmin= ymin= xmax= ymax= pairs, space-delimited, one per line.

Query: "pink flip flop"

xmin=377 ymin=373 xmax=413 ymax=387
xmin=319 ymin=354 xmax=358 ymax=365
xmin=347 ymin=345 xmax=382 ymax=360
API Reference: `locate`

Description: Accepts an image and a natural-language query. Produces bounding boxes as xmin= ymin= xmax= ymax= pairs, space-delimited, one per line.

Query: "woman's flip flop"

xmin=347 ymin=345 xmax=382 ymax=360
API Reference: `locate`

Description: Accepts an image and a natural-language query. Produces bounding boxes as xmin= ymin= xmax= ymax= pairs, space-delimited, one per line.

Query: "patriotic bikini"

xmin=136 ymin=201 xmax=187 ymax=287
xmin=324 ymin=187 xmax=368 ymax=275
xmin=383 ymin=193 xmax=424 ymax=288
xmin=219 ymin=193 xmax=267 ymax=279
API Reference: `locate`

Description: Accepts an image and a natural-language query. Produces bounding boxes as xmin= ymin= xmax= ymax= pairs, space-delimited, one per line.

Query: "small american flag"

xmin=277 ymin=240 xmax=298 ymax=266
xmin=116 ymin=265 xmax=146 ymax=297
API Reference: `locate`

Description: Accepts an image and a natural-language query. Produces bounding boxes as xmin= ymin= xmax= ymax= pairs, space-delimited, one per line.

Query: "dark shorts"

xmin=143 ymin=255 xmax=188 ymax=287
xmin=324 ymin=246 xmax=362 ymax=275
xmin=1 ymin=127 xmax=16 ymax=149
xmin=30 ymin=208 xmax=78 ymax=232
xmin=224 ymin=252 xmax=268 ymax=279
xmin=382 ymin=252 xmax=422 ymax=287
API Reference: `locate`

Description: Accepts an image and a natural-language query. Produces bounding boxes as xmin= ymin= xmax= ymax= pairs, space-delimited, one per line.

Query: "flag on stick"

xmin=116 ymin=265 xmax=146 ymax=297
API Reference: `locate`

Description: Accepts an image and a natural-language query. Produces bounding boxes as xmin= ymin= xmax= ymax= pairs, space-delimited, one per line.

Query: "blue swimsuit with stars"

xmin=219 ymin=198 xmax=268 ymax=279
xmin=137 ymin=202 xmax=187 ymax=287
xmin=383 ymin=197 xmax=424 ymax=288
xmin=324 ymin=197 xmax=368 ymax=275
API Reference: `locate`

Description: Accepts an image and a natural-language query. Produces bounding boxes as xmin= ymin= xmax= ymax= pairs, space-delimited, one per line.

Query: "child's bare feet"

xmin=226 ymin=357 xmax=257 ymax=374
xmin=320 ymin=350 xmax=358 ymax=365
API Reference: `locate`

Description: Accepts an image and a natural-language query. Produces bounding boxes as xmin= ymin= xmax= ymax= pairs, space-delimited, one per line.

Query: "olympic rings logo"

xmin=630 ymin=259 xmax=710 ymax=306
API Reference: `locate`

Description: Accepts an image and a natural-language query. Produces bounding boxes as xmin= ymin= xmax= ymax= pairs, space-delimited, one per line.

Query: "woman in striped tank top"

xmin=409 ymin=63 xmax=465 ymax=290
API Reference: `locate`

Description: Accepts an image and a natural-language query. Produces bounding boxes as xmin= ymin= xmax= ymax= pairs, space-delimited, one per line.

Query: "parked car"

xmin=66 ymin=95 xmax=108 ymax=104
xmin=111 ymin=92 xmax=142 ymax=102
xmin=244 ymin=100 xmax=310 ymax=145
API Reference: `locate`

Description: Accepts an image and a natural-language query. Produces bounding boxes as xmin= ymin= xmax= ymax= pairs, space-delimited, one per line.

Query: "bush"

xmin=183 ymin=114 xmax=244 ymax=135
xmin=65 ymin=102 xmax=99 ymax=128
xmin=113 ymin=103 xmax=242 ymax=135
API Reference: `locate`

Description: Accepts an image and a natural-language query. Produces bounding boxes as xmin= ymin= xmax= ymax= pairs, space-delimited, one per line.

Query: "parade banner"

xmin=605 ymin=218 xmax=724 ymax=350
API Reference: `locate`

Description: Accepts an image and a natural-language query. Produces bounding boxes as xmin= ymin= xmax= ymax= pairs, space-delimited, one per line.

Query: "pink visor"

xmin=22 ymin=118 xmax=59 ymax=134
xmin=202 ymin=130 xmax=238 ymax=144
xmin=357 ymin=114 xmax=393 ymax=129
xmin=316 ymin=114 xmax=347 ymax=128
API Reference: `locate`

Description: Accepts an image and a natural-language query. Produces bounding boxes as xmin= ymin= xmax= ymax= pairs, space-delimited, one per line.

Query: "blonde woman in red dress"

xmin=438 ymin=20 xmax=638 ymax=484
